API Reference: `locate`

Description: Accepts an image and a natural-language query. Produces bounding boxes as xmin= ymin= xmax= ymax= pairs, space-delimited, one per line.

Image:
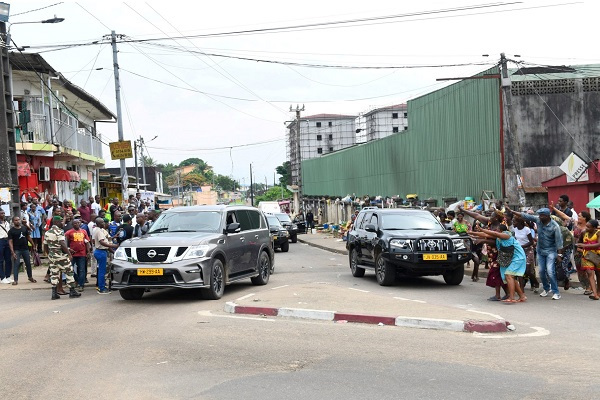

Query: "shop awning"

xmin=50 ymin=168 xmax=80 ymax=182
xmin=17 ymin=162 xmax=31 ymax=177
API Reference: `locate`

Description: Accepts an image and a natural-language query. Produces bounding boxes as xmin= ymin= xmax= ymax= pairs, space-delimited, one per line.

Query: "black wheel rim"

xmin=350 ymin=250 xmax=357 ymax=272
xmin=376 ymin=257 xmax=385 ymax=281
xmin=213 ymin=264 xmax=223 ymax=294
xmin=260 ymin=254 xmax=270 ymax=279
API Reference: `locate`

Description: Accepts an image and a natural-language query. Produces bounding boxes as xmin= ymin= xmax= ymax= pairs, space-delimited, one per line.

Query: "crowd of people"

xmin=436 ymin=194 xmax=600 ymax=303
xmin=0 ymin=192 xmax=160 ymax=299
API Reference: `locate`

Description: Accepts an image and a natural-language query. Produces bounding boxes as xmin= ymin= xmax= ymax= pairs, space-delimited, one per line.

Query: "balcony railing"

xmin=15 ymin=99 xmax=103 ymax=160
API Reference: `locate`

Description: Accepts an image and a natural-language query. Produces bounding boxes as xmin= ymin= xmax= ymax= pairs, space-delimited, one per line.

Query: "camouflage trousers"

xmin=49 ymin=255 xmax=76 ymax=287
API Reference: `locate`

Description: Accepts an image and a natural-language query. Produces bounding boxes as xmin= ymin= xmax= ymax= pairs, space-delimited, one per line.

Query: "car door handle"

xmin=240 ymin=237 xmax=245 ymax=241
xmin=255 ymin=235 xmax=259 ymax=239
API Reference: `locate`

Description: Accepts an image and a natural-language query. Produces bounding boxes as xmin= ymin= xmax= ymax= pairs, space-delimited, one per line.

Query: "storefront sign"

xmin=109 ymin=141 xmax=133 ymax=160
xmin=559 ymin=152 xmax=588 ymax=181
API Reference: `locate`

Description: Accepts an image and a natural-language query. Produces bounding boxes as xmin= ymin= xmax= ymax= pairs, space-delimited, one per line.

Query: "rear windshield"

xmin=148 ymin=211 xmax=222 ymax=233
xmin=275 ymin=213 xmax=291 ymax=223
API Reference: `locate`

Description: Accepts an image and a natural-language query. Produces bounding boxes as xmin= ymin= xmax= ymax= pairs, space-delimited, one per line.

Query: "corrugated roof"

xmin=363 ymin=103 xmax=407 ymax=117
xmin=509 ymin=64 xmax=600 ymax=81
xmin=303 ymin=113 xmax=357 ymax=119
xmin=10 ymin=52 xmax=117 ymax=122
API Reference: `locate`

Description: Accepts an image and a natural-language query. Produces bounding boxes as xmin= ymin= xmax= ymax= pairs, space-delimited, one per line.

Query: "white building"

xmin=361 ymin=104 xmax=408 ymax=142
xmin=11 ymin=52 xmax=116 ymax=203
xmin=287 ymin=113 xmax=356 ymax=185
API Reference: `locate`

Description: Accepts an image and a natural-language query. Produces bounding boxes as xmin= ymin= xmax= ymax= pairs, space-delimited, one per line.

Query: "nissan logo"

xmin=147 ymin=250 xmax=157 ymax=258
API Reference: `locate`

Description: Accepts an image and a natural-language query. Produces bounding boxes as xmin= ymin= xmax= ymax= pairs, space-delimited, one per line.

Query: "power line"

xmin=76 ymin=2 xmax=111 ymax=31
xmin=12 ymin=2 xmax=63 ymax=17
xmin=145 ymin=137 xmax=285 ymax=152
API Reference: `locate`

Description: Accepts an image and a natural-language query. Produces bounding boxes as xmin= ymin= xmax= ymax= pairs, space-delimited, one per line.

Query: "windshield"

xmin=275 ymin=213 xmax=291 ymax=223
xmin=380 ymin=213 xmax=443 ymax=231
xmin=148 ymin=211 xmax=222 ymax=233
xmin=266 ymin=215 xmax=282 ymax=227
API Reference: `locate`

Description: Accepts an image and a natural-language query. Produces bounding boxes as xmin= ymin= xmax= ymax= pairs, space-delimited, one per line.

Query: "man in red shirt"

xmin=65 ymin=219 xmax=91 ymax=291
xmin=77 ymin=199 xmax=92 ymax=224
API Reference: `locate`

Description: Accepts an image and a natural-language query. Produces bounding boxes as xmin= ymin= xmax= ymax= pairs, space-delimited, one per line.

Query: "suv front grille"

xmin=136 ymin=247 xmax=170 ymax=263
xmin=415 ymin=238 xmax=450 ymax=252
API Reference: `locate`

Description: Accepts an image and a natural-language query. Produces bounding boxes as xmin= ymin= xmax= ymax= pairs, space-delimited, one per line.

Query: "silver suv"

xmin=110 ymin=205 xmax=274 ymax=300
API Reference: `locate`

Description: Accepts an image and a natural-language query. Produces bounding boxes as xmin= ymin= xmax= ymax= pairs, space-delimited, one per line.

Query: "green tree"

xmin=182 ymin=172 xmax=206 ymax=187
xmin=276 ymin=161 xmax=291 ymax=186
xmin=142 ymin=155 xmax=156 ymax=167
xmin=255 ymin=186 xmax=293 ymax=203
xmin=157 ymin=162 xmax=177 ymax=179
xmin=214 ymin=174 xmax=237 ymax=191
xmin=180 ymin=158 xmax=207 ymax=168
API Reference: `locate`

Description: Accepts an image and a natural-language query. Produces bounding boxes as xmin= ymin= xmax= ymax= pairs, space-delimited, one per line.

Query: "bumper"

xmin=272 ymin=236 xmax=288 ymax=247
xmin=110 ymin=257 xmax=213 ymax=290
xmin=384 ymin=251 xmax=472 ymax=275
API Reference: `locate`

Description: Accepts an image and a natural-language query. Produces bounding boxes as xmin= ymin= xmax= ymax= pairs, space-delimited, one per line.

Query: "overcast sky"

xmin=9 ymin=0 xmax=598 ymax=186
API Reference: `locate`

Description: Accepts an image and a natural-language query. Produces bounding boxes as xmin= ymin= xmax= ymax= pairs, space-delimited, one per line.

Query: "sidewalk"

xmin=297 ymin=232 xmax=582 ymax=288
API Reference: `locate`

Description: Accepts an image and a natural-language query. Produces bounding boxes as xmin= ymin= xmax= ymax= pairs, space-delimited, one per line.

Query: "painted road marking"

xmin=198 ymin=310 xmax=275 ymax=322
xmin=466 ymin=309 xmax=505 ymax=320
xmin=236 ymin=293 xmax=256 ymax=301
xmin=473 ymin=326 xmax=550 ymax=339
xmin=394 ymin=297 xmax=426 ymax=304
xmin=270 ymin=285 xmax=289 ymax=290
xmin=348 ymin=287 xmax=370 ymax=293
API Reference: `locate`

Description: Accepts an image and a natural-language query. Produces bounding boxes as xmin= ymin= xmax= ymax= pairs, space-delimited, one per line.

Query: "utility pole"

xmin=140 ymin=136 xmax=147 ymax=187
xmin=249 ymin=163 xmax=254 ymax=207
xmin=134 ymin=139 xmax=139 ymax=190
xmin=290 ymin=104 xmax=304 ymax=215
xmin=110 ymin=31 xmax=128 ymax=205
xmin=500 ymin=52 xmax=525 ymax=206
xmin=176 ymin=169 xmax=181 ymax=207
xmin=0 ymin=21 xmax=19 ymax=217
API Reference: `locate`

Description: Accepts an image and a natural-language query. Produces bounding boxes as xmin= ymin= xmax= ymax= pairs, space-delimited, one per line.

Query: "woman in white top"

xmin=513 ymin=215 xmax=539 ymax=293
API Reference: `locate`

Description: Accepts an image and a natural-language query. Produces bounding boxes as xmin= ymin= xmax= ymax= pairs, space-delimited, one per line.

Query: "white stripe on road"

xmin=270 ymin=285 xmax=289 ymax=290
xmin=466 ymin=309 xmax=505 ymax=320
xmin=473 ymin=326 xmax=550 ymax=339
xmin=197 ymin=310 xmax=275 ymax=322
xmin=236 ymin=293 xmax=256 ymax=301
xmin=393 ymin=297 xmax=426 ymax=303
xmin=348 ymin=287 xmax=370 ymax=293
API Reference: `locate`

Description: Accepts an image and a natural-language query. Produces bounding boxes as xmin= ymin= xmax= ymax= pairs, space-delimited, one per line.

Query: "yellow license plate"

xmin=137 ymin=268 xmax=163 ymax=276
xmin=273 ymin=236 xmax=278 ymax=240
xmin=423 ymin=254 xmax=447 ymax=261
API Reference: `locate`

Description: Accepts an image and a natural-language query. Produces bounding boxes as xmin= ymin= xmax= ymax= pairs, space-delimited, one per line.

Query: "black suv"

xmin=346 ymin=208 xmax=471 ymax=286
xmin=110 ymin=205 xmax=274 ymax=300
xmin=266 ymin=214 xmax=290 ymax=252
xmin=271 ymin=213 xmax=298 ymax=243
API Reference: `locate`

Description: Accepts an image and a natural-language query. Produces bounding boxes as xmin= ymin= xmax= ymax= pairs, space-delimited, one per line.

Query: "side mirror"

xmin=364 ymin=224 xmax=377 ymax=233
xmin=226 ymin=222 xmax=241 ymax=233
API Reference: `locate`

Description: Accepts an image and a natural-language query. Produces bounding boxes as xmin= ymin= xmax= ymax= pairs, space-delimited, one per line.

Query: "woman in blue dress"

xmin=471 ymin=224 xmax=527 ymax=303
xmin=28 ymin=203 xmax=43 ymax=253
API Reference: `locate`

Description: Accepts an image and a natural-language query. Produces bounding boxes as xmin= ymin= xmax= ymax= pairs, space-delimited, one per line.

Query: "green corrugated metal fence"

xmin=302 ymin=67 xmax=503 ymax=203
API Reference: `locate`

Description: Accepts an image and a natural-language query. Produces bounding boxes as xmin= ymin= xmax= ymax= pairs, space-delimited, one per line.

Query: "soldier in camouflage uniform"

xmin=44 ymin=216 xmax=81 ymax=300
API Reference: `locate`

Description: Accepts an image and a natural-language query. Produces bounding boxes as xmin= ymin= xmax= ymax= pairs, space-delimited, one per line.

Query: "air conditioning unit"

xmin=38 ymin=167 xmax=50 ymax=182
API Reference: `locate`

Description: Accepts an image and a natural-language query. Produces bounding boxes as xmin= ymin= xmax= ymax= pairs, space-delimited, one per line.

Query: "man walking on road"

xmin=8 ymin=216 xmax=36 ymax=285
xmin=45 ymin=216 xmax=81 ymax=300
xmin=65 ymin=219 xmax=91 ymax=291
xmin=509 ymin=206 xmax=563 ymax=300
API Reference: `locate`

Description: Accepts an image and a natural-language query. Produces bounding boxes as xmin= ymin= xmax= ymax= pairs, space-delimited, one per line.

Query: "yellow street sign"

xmin=109 ymin=141 xmax=133 ymax=160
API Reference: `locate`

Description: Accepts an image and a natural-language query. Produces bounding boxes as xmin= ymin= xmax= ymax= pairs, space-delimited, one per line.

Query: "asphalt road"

xmin=2 ymin=242 xmax=600 ymax=399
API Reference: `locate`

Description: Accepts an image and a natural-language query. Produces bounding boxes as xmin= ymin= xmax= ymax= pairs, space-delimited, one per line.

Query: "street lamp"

xmin=5 ymin=15 xmax=65 ymax=48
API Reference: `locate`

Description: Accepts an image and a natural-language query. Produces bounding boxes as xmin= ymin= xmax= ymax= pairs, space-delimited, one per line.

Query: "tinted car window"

xmin=380 ymin=213 xmax=443 ymax=230
xmin=354 ymin=213 xmax=365 ymax=230
xmin=359 ymin=213 xmax=372 ymax=229
xmin=235 ymin=210 xmax=252 ymax=231
xmin=247 ymin=210 xmax=261 ymax=230
xmin=266 ymin=215 xmax=282 ymax=228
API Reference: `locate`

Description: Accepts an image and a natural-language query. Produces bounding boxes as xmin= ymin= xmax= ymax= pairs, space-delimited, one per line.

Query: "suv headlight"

xmin=390 ymin=239 xmax=412 ymax=251
xmin=183 ymin=245 xmax=210 ymax=260
xmin=452 ymin=238 xmax=471 ymax=251
xmin=114 ymin=247 xmax=128 ymax=261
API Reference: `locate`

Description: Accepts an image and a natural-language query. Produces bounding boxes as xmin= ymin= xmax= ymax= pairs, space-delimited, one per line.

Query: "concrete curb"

xmin=224 ymin=302 xmax=509 ymax=333
xmin=297 ymin=237 xmax=348 ymax=255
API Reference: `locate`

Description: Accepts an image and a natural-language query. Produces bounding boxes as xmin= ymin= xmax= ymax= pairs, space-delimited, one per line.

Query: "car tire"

xmin=443 ymin=264 xmax=465 ymax=285
xmin=291 ymin=234 xmax=297 ymax=243
xmin=119 ymin=288 xmax=145 ymax=300
xmin=201 ymin=259 xmax=225 ymax=300
xmin=375 ymin=253 xmax=395 ymax=286
xmin=281 ymin=241 xmax=289 ymax=252
xmin=349 ymin=247 xmax=365 ymax=277
xmin=251 ymin=251 xmax=271 ymax=285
